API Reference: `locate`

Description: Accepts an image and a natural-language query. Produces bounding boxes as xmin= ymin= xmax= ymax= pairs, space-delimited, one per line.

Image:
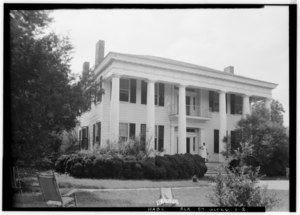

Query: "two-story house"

xmin=78 ymin=40 xmax=277 ymax=162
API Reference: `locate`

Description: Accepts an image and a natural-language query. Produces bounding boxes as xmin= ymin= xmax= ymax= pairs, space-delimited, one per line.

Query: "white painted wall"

xmin=79 ymin=77 xmax=244 ymax=162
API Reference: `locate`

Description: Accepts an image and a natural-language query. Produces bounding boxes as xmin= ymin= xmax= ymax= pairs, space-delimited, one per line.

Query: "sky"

xmin=49 ymin=6 xmax=289 ymax=126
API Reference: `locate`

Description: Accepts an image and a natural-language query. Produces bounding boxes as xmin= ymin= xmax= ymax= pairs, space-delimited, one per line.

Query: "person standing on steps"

xmin=201 ymin=142 xmax=208 ymax=162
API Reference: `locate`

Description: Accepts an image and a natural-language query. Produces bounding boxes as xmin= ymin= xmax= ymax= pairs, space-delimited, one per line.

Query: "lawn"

xmin=13 ymin=188 xmax=288 ymax=210
xmin=13 ymin=172 xmax=289 ymax=211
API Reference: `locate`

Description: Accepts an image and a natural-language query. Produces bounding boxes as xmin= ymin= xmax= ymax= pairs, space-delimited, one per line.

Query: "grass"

xmin=55 ymin=174 xmax=212 ymax=189
xmin=13 ymin=188 xmax=288 ymax=210
xmin=14 ymin=171 xmax=289 ymax=210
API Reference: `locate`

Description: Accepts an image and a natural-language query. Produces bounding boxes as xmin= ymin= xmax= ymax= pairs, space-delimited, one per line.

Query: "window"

xmin=120 ymin=79 xmax=130 ymax=102
xmin=119 ymin=123 xmax=136 ymax=142
xmin=140 ymin=124 xmax=146 ymax=145
xmin=214 ymin=129 xmax=219 ymax=153
xmin=141 ymin=81 xmax=147 ymax=105
xmin=120 ymin=78 xmax=136 ymax=103
xmin=155 ymin=83 xmax=164 ymax=106
xmin=193 ymin=97 xmax=196 ymax=110
xmin=209 ymin=91 xmax=219 ymax=112
xmin=155 ymin=125 xmax=164 ymax=152
xmin=186 ymin=128 xmax=196 ymax=133
xmin=230 ymin=94 xmax=243 ymax=114
xmin=129 ymin=123 xmax=136 ymax=139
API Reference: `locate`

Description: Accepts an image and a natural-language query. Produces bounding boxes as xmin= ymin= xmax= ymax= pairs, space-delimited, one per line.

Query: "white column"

xmin=242 ymin=94 xmax=250 ymax=118
xmin=110 ymin=74 xmax=120 ymax=142
xmin=226 ymin=93 xmax=231 ymax=115
xmin=170 ymin=125 xmax=175 ymax=154
xmin=178 ymin=84 xmax=187 ymax=154
xmin=219 ymin=90 xmax=227 ymax=162
xmin=265 ymin=98 xmax=272 ymax=111
xmin=199 ymin=128 xmax=205 ymax=154
xmin=146 ymin=79 xmax=155 ymax=156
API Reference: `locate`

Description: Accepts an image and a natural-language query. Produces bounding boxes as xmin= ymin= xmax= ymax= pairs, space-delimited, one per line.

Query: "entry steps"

xmin=205 ymin=162 xmax=229 ymax=176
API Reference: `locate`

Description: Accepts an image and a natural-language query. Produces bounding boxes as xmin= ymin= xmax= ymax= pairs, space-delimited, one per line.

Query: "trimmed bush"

xmin=55 ymin=153 xmax=207 ymax=180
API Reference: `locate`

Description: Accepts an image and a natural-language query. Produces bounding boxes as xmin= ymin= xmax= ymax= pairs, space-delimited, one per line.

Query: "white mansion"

xmin=78 ymin=40 xmax=277 ymax=162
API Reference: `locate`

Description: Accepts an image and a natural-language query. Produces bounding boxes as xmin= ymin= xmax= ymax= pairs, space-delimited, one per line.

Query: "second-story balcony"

xmin=168 ymin=104 xmax=212 ymax=122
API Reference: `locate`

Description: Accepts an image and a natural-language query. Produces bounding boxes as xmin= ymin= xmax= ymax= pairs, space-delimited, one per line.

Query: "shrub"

xmin=83 ymin=158 xmax=93 ymax=177
xmin=211 ymin=142 xmax=278 ymax=210
xmin=55 ymin=153 xmax=207 ymax=180
xmin=70 ymin=162 xmax=83 ymax=178
xmin=210 ymin=166 xmax=278 ymax=210
xmin=55 ymin=155 xmax=70 ymax=173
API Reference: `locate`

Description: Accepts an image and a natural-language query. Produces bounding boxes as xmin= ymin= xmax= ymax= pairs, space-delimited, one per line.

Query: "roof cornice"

xmin=94 ymin=52 xmax=278 ymax=90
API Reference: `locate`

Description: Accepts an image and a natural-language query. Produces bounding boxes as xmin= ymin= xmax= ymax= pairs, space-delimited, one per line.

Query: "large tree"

xmin=228 ymin=99 xmax=289 ymax=176
xmin=10 ymin=10 xmax=83 ymax=163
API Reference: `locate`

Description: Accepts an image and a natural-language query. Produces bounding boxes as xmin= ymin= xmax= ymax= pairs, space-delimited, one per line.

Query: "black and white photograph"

xmin=3 ymin=3 xmax=296 ymax=212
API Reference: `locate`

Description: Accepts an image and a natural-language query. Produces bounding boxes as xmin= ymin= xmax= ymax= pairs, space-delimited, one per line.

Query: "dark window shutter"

xmin=100 ymin=77 xmax=103 ymax=102
xmin=130 ymin=79 xmax=136 ymax=103
xmin=209 ymin=91 xmax=213 ymax=111
xmin=158 ymin=83 xmax=164 ymax=106
xmin=226 ymin=94 xmax=228 ymax=113
xmin=93 ymin=124 xmax=95 ymax=144
xmin=129 ymin=123 xmax=136 ymax=139
xmin=231 ymin=94 xmax=235 ymax=114
xmin=158 ymin=125 xmax=164 ymax=152
xmin=96 ymin=122 xmax=101 ymax=145
xmin=79 ymin=130 xmax=82 ymax=148
xmin=140 ymin=124 xmax=146 ymax=146
xmin=86 ymin=126 xmax=89 ymax=150
xmin=155 ymin=84 xmax=158 ymax=105
xmin=214 ymin=129 xmax=219 ymax=153
xmin=214 ymin=92 xmax=219 ymax=112
xmin=141 ymin=81 xmax=147 ymax=105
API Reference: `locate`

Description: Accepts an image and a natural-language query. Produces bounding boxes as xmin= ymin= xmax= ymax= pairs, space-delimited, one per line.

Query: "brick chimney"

xmin=224 ymin=66 xmax=234 ymax=74
xmin=95 ymin=40 xmax=105 ymax=68
xmin=82 ymin=61 xmax=90 ymax=75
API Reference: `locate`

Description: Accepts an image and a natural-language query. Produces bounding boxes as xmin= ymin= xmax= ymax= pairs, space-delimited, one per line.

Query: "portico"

xmin=89 ymin=49 xmax=276 ymax=162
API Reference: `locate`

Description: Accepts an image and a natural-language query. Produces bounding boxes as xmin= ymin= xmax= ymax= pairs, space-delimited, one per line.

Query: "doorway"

xmin=186 ymin=132 xmax=197 ymax=154
xmin=186 ymin=95 xmax=197 ymax=116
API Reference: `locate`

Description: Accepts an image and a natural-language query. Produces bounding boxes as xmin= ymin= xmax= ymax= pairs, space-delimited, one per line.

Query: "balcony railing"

xmin=169 ymin=104 xmax=212 ymax=118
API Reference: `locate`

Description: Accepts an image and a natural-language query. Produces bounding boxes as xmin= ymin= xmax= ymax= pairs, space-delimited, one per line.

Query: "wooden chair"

xmin=156 ymin=187 xmax=179 ymax=207
xmin=11 ymin=166 xmax=23 ymax=193
xmin=37 ymin=172 xmax=77 ymax=207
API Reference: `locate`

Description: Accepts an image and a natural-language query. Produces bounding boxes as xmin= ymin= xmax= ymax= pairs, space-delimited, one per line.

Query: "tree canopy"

xmin=227 ymin=99 xmax=289 ymax=176
xmin=10 ymin=10 xmax=84 ymax=163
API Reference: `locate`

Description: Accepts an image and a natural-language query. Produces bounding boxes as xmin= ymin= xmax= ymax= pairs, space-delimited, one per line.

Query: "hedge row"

xmin=228 ymin=155 xmax=287 ymax=177
xmin=55 ymin=153 xmax=207 ymax=180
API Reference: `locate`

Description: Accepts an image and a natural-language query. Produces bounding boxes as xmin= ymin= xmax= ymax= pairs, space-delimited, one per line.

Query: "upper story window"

xmin=120 ymin=78 xmax=136 ymax=103
xmin=141 ymin=81 xmax=147 ymax=105
xmin=230 ymin=94 xmax=243 ymax=114
xmin=141 ymin=81 xmax=164 ymax=106
xmin=155 ymin=83 xmax=164 ymax=106
xmin=209 ymin=91 xmax=219 ymax=112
